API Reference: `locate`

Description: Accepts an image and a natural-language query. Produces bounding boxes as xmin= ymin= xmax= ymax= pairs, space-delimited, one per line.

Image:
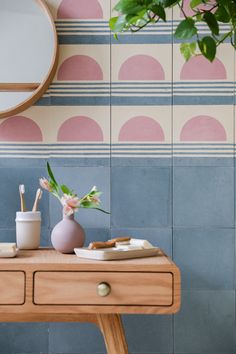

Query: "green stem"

xmin=178 ymin=0 xmax=187 ymax=19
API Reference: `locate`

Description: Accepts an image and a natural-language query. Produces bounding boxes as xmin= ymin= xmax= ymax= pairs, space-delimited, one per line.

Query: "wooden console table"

xmin=0 ymin=248 xmax=181 ymax=354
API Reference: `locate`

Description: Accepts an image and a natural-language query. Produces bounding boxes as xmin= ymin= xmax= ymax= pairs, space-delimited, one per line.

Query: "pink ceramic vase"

xmin=51 ymin=214 xmax=85 ymax=254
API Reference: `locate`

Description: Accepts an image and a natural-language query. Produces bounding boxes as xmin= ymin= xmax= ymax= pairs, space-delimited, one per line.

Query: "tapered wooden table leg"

xmin=96 ymin=314 xmax=129 ymax=354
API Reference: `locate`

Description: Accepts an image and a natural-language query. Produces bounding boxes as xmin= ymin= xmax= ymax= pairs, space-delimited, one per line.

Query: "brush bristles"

xmin=19 ymin=184 xmax=25 ymax=194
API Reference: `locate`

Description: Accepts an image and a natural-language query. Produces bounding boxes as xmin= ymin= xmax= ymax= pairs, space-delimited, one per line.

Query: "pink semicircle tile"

xmin=119 ymin=116 xmax=165 ymax=141
xmin=57 ymin=55 xmax=103 ymax=81
xmin=57 ymin=0 xmax=103 ymax=19
xmin=180 ymin=115 xmax=227 ymax=141
xmin=57 ymin=116 xmax=104 ymax=141
xmin=0 ymin=116 xmax=42 ymax=142
xmin=180 ymin=0 xmax=216 ymax=17
xmin=119 ymin=55 xmax=165 ymax=80
xmin=180 ymin=55 xmax=227 ymax=80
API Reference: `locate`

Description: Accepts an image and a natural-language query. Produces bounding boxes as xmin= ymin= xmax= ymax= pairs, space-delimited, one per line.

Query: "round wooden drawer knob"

xmin=97 ymin=282 xmax=111 ymax=297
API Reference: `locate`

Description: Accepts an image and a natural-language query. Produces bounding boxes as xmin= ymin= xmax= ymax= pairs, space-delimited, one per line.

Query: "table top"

xmin=0 ymin=248 xmax=178 ymax=272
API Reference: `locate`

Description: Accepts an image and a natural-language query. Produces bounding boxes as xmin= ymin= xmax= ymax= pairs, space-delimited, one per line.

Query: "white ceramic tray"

xmin=74 ymin=247 xmax=159 ymax=261
xmin=0 ymin=248 xmax=18 ymax=258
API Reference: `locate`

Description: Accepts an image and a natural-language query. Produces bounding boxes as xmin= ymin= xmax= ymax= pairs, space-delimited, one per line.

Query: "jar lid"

xmin=16 ymin=211 xmax=41 ymax=221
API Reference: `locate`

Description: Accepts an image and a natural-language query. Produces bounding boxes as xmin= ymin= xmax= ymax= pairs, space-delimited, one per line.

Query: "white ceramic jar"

xmin=15 ymin=211 xmax=41 ymax=249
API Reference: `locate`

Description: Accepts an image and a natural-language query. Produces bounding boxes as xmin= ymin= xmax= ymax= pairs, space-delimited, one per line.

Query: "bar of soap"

xmin=115 ymin=241 xmax=130 ymax=246
xmin=130 ymin=239 xmax=154 ymax=249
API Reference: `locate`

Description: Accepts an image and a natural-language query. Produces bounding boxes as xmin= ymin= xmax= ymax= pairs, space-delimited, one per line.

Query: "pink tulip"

xmin=63 ymin=204 xmax=74 ymax=216
xmin=91 ymin=195 xmax=100 ymax=205
xmin=39 ymin=178 xmax=52 ymax=192
xmin=61 ymin=194 xmax=80 ymax=209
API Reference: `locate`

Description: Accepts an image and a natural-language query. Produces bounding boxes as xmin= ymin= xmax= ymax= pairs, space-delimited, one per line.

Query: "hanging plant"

xmin=109 ymin=0 xmax=236 ymax=61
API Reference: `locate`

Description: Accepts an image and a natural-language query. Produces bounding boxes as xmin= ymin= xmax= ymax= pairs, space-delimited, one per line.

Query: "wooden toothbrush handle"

xmin=32 ymin=198 xmax=39 ymax=212
xmin=20 ymin=195 xmax=27 ymax=212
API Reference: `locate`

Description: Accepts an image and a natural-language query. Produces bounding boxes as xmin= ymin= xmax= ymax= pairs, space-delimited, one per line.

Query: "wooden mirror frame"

xmin=0 ymin=0 xmax=58 ymax=119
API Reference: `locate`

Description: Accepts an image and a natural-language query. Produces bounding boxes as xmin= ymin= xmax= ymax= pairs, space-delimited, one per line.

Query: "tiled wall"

xmin=0 ymin=0 xmax=235 ymax=353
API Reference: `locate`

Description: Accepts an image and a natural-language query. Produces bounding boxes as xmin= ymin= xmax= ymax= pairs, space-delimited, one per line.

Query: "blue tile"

xmin=173 ymin=228 xmax=235 ymax=290
xmin=174 ymin=156 xmax=234 ymax=167
xmin=83 ymin=228 xmax=111 ymax=247
xmin=111 ymin=228 xmax=172 ymax=256
xmin=0 ymin=158 xmax=48 ymax=168
xmin=174 ymin=291 xmax=236 ymax=353
xmin=123 ymin=314 xmax=173 ymax=353
xmin=49 ymin=322 xmax=106 ymax=353
xmin=48 ymin=228 xmax=110 ymax=249
xmin=49 ymin=167 xmax=110 ymax=228
xmin=0 ymin=226 xmax=50 ymax=247
xmin=111 ymin=167 xmax=172 ymax=227
xmin=0 ymin=167 xmax=49 ymax=228
xmin=49 ymin=157 xmax=110 ymax=167
xmin=173 ymin=167 xmax=234 ymax=227
xmin=0 ymin=323 xmax=48 ymax=353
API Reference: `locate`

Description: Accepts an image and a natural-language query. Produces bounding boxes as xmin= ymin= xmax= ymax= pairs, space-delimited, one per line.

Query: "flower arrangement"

xmin=40 ymin=163 xmax=109 ymax=216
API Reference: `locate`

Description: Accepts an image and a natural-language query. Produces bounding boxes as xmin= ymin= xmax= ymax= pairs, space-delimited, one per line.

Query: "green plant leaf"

xmin=215 ymin=5 xmax=231 ymax=23
xmin=49 ymin=180 xmax=60 ymax=195
xmin=198 ymin=36 xmax=217 ymax=61
xmin=203 ymin=12 xmax=219 ymax=36
xmin=180 ymin=42 xmax=196 ymax=61
xmin=175 ymin=18 xmax=197 ymax=39
xmin=190 ymin=0 xmax=202 ymax=9
xmin=151 ymin=4 xmax=166 ymax=21
xmin=61 ymin=184 xmax=73 ymax=195
xmin=47 ymin=162 xmax=58 ymax=187
xmin=162 ymin=0 xmax=180 ymax=7
xmin=109 ymin=15 xmax=127 ymax=32
xmin=109 ymin=16 xmax=119 ymax=31
xmin=90 ymin=190 xmax=102 ymax=196
xmin=114 ymin=0 xmax=145 ymax=15
xmin=189 ymin=41 xmax=197 ymax=53
xmin=80 ymin=202 xmax=110 ymax=214
xmin=196 ymin=12 xmax=203 ymax=21
xmin=126 ymin=13 xmax=147 ymax=27
xmin=93 ymin=207 xmax=110 ymax=214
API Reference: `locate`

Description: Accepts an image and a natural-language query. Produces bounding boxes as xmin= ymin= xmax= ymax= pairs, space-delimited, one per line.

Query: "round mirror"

xmin=0 ymin=0 xmax=58 ymax=118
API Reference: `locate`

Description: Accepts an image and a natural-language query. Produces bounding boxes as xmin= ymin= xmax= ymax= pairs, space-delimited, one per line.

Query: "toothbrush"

xmin=32 ymin=188 xmax=42 ymax=212
xmin=19 ymin=184 xmax=27 ymax=212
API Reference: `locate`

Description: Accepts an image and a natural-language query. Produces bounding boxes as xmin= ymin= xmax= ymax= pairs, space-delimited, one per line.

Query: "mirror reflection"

xmin=0 ymin=0 xmax=57 ymax=116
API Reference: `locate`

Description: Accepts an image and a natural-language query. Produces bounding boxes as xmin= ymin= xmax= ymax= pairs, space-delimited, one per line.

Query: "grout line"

xmin=233 ymin=46 xmax=236 ymax=293
xmin=171 ymin=8 xmax=174 ymax=354
xmin=109 ymin=0 xmax=112 ymax=235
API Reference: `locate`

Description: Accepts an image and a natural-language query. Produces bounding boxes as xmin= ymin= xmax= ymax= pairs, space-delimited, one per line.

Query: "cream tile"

xmin=173 ymin=43 xmax=235 ymax=82
xmin=173 ymin=105 xmax=234 ymax=144
xmin=54 ymin=44 xmax=110 ymax=82
xmin=112 ymin=105 xmax=172 ymax=144
xmin=112 ymin=44 xmax=172 ymax=82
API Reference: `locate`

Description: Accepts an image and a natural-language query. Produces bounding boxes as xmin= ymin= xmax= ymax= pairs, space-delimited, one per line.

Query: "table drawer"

xmin=0 ymin=271 xmax=25 ymax=305
xmin=34 ymin=271 xmax=173 ymax=306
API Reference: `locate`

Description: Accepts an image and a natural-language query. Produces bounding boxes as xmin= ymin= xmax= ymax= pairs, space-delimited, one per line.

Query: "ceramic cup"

xmin=15 ymin=211 xmax=41 ymax=249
